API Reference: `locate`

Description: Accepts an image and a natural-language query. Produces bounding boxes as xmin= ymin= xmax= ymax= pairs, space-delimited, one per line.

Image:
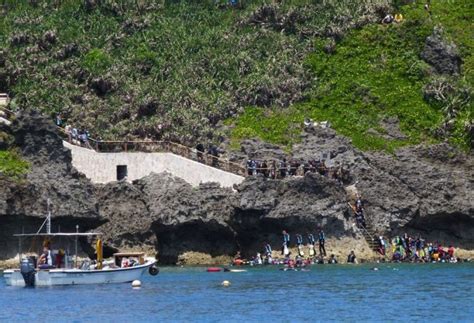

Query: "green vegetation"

xmin=230 ymin=1 xmax=473 ymax=151
xmin=82 ymin=48 xmax=112 ymax=74
xmin=0 ymin=0 xmax=392 ymax=143
xmin=0 ymin=0 xmax=471 ymax=152
xmin=0 ymin=150 xmax=29 ymax=180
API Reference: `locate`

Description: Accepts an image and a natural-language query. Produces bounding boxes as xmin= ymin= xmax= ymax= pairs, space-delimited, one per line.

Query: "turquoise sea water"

xmin=1 ymin=263 xmax=473 ymax=322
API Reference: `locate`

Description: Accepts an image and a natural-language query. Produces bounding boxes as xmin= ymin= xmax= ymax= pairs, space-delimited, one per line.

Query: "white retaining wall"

xmin=63 ymin=141 xmax=244 ymax=188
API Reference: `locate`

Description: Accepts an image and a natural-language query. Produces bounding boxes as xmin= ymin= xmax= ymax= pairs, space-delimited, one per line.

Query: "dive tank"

xmin=20 ymin=257 xmax=36 ymax=287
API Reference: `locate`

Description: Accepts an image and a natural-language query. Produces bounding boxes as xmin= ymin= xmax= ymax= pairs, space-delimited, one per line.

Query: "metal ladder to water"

xmin=360 ymin=224 xmax=380 ymax=252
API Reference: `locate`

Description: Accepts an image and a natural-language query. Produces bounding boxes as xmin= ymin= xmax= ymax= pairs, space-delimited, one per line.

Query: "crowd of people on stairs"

xmin=245 ymin=157 xmax=350 ymax=183
xmin=55 ymin=114 xmax=93 ymax=149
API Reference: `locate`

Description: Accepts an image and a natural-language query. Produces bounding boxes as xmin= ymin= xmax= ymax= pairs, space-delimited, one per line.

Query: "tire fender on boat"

xmin=149 ymin=264 xmax=159 ymax=276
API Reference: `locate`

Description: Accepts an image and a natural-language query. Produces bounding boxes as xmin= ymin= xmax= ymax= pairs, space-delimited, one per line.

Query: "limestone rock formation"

xmin=421 ymin=27 xmax=462 ymax=75
xmin=0 ymin=112 xmax=472 ymax=264
xmin=0 ymin=111 xmax=102 ymax=259
xmin=242 ymin=126 xmax=474 ymax=250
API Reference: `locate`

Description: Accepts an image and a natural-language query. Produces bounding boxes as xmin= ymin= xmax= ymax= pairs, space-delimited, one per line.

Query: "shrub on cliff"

xmin=0 ymin=149 xmax=29 ymax=180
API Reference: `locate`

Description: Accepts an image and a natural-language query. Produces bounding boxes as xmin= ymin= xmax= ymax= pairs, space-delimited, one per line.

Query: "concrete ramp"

xmin=64 ymin=141 xmax=244 ymax=188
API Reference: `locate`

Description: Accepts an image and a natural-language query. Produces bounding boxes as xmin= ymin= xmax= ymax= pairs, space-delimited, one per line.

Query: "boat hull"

xmin=3 ymin=262 xmax=154 ymax=287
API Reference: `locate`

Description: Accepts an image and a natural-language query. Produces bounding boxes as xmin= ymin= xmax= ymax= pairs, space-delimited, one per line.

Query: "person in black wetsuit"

xmin=355 ymin=208 xmax=366 ymax=228
xmin=347 ymin=251 xmax=357 ymax=263
xmin=279 ymin=158 xmax=287 ymax=178
xmin=246 ymin=160 xmax=253 ymax=176
xmin=318 ymin=229 xmax=327 ymax=257
xmin=354 ymin=197 xmax=366 ymax=228
xmin=208 ymin=144 xmax=219 ymax=167
xmin=196 ymin=143 xmax=204 ymax=162
xmin=261 ymin=160 xmax=269 ymax=177
xmin=328 ymin=254 xmax=338 ymax=264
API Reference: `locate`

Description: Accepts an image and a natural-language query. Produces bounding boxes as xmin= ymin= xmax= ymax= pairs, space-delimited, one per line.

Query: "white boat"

xmin=4 ymin=254 xmax=157 ymax=287
xmin=4 ymin=200 xmax=159 ymax=287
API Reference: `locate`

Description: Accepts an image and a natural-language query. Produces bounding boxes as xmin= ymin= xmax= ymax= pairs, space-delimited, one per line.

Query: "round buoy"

xmin=222 ymin=280 xmax=231 ymax=287
xmin=132 ymin=280 xmax=142 ymax=288
xmin=372 ymin=267 xmax=379 ymax=271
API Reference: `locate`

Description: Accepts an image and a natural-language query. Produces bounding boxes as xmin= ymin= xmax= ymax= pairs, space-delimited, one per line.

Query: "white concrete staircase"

xmin=0 ymin=101 xmax=245 ymax=188
xmin=64 ymin=141 xmax=244 ymax=188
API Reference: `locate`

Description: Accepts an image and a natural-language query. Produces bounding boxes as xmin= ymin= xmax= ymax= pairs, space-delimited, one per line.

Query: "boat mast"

xmin=36 ymin=198 xmax=53 ymax=234
xmin=75 ymin=225 xmax=79 ymax=268
xmin=18 ymin=227 xmax=23 ymax=264
xmin=46 ymin=198 xmax=51 ymax=234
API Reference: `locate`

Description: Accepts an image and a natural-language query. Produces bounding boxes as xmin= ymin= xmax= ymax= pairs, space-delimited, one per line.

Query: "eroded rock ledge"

xmin=0 ymin=112 xmax=472 ymax=265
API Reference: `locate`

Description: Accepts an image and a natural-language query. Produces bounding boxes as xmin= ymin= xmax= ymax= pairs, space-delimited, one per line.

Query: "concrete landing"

xmin=63 ymin=141 xmax=245 ymax=188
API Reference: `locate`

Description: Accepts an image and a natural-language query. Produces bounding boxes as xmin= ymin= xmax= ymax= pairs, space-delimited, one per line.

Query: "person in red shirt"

xmin=438 ymin=244 xmax=445 ymax=258
xmin=448 ymin=245 xmax=455 ymax=258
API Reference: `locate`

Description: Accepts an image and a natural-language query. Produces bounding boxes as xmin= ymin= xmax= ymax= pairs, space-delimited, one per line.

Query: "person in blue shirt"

xmin=318 ymin=229 xmax=327 ymax=257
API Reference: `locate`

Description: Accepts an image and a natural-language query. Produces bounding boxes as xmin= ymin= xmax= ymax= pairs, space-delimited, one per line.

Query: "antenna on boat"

xmin=46 ymin=198 xmax=51 ymax=234
xmin=36 ymin=198 xmax=53 ymax=234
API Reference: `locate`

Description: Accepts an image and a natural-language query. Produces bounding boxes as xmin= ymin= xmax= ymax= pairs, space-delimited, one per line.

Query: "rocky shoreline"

xmin=0 ymin=112 xmax=473 ymax=266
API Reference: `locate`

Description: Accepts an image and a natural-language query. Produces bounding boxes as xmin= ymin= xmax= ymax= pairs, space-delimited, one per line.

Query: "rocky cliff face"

xmin=1 ymin=113 xmax=473 ymax=264
xmin=0 ymin=111 xmax=102 ymax=258
xmin=94 ymin=170 xmax=355 ymax=264
xmin=246 ymin=125 xmax=474 ymax=249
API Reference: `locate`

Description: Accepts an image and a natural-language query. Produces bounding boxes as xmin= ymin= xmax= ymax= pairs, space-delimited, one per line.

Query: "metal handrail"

xmin=0 ymin=105 xmax=15 ymax=119
xmin=58 ymin=127 xmax=247 ymax=176
xmin=2 ymin=106 xmax=469 ymax=179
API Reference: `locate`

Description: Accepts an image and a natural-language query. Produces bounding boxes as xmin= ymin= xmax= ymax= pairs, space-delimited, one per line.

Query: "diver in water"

xmin=347 ymin=251 xmax=357 ymax=264
xmin=328 ymin=254 xmax=338 ymax=264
